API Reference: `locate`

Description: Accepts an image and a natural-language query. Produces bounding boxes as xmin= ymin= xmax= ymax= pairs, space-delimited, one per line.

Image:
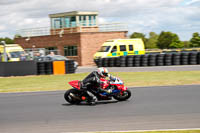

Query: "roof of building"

xmin=49 ymin=11 xmax=98 ymax=18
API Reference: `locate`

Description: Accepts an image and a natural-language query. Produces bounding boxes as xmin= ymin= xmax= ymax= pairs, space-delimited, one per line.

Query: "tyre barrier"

xmin=134 ymin=55 xmax=141 ymax=67
xmin=116 ymin=57 xmax=121 ymax=67
xmin=37 ymin=60 xmax=76 ymax=75
xmin=164 ymin=53 xmax=172 ymax=66
xmin=95 ymin=51 xmax=200 ymax=67
xmin=65 ymin=60 xmax=76 ymax=74
xmin=45 ymin=61 xmax=53 ymax=74
xmin=109 ymin=57 xmax=116 ymax=67
xmin=172 ymin=53 xmax=181 ymax=65
xmin=120 ymin=56 xmax=126 ymax=67
xmin=180 ymin=52 xmax=189 ymax=65
xmin=141 ymin=54 xmax=149 ymax=67
xmin=156 ymin=54 xmax=164 ymax=66
xmin=37 ymin=61 xmax=46 ymax=75
xmin=198 ymin=52 xmax=200 ymax=64
xmin=189 ymin=52 xmax=197 ymax=65
xmin=148 ymin=54 xmax=156 ymax=66
xmin=127 ymin=56 xmax=134 ymax=67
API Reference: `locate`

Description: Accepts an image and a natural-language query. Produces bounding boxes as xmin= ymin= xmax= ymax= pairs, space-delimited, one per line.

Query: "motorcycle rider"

xmin=82 ymin=67 xmax=116 ymax=104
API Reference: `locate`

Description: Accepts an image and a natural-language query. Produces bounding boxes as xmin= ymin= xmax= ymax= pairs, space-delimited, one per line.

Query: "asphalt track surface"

xmin=76 ymin=65 xmax=200 ymax=73
xmin=0 ymin=85 xmax=200 ymax=133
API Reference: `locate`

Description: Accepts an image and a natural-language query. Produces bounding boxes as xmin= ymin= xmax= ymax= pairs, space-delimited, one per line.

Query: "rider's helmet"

xmin=97 ymin=67 xmax=109 ymax=78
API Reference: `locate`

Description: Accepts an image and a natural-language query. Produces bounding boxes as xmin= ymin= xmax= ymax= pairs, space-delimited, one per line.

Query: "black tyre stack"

xmin=94 ymin=59 xmax=98 ymax=66
xmin=115 ymin=57 xmax=121 ymax=67
xmin=148 ymin=54 xmax=157 ymax=66
xmin=133 ymin=55 xmax=141 ymax=67
xmin=37 ymin=62 xmax=46 ymax=75
xmin=141 ymin=54 xmax=149 ymax=67
xmin=45 ymin=61 xmax=53 ymax=74
xmin=180 ymin=52 xmax=189 ymax=65
xmin=126 ymin=56 xmax=134 ymax=67
xmin=156 ymin=54 xmax=164 ymax=66
xmin=109 ymin=57 xmax=116 ymax=67
xmin=94 ymin=51 xmax=200 ymax=68
xmin=120 ymin=56 xmax=126 ymax=67
xmin=65 ymin=60 xmax=76 ymax=74
xmin=103 ymin=58 xmax=109 ymax=67
xmin=172 ymin=53 xmax=181 ymax=65
xmin=164 ymin=53 xmax=172 ymax=66
xmin=98 ymin=58 xmax=103 ymax=67
xmin=197 ymin=52 xmax=200 ymax=64
xmin=189 ymin=52 xmax=197 ymax=65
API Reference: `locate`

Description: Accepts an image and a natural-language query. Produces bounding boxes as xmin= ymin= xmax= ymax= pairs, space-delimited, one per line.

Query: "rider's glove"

xmin=110 ymin=76 xmax=116 ymax=82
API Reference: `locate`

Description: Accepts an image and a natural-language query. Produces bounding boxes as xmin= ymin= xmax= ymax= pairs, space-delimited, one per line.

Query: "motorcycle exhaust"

xmin=69 ymin=93 xmax=81 ymax=100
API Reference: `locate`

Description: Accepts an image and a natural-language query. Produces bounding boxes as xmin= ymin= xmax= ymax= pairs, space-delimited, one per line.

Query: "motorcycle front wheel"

xmin=64 ymin=89 xmax=82 ymax=104
xmin=113 ymin=90 xmax=131 ymax=101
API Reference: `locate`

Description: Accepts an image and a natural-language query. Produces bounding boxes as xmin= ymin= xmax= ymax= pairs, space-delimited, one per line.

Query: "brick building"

xmin=15 ymin=11 xmax=128 ymax=66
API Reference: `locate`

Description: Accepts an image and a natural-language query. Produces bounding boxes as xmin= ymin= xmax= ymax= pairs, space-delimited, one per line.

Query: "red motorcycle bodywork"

xmin=68 ymin=78 xmax=127 ymax=91
xmin=68 ymin=80 xmax=81 ymax=90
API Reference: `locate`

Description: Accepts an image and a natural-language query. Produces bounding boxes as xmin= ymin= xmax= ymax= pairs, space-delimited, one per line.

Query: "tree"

xmin=169 ymin=41 xmax=184 ymax=48
xmin=130 ymin=32 xmax=147 ymax=46
xmin=182 ymin=41 xmax=190 ymax=48
xmin=145 ymin=32 xmax=158 ymax=49
xmin=189 ymin=32 xmax=200 ymax=47
xmin=157 ymin=31 xmax=182 ymax=49
xmin=0 ymin=37 xmax=14 ymax=44
xmin=14 ymin=34 xmax=22 ymax=38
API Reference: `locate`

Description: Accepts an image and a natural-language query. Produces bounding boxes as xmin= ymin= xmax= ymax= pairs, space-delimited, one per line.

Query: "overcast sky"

xmin=0 ymin=0 xmax=199 ymax=40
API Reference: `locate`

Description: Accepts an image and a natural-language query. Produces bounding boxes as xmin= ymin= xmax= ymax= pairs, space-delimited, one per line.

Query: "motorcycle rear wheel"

xmin=113 ymin=90 xmax=131 ymax=101
xmin=64 ymin=89 xmax=81 ymax=104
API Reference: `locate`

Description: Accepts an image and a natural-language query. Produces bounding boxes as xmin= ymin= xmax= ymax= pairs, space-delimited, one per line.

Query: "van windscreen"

xmin=9 ymin=51 xmax=25 ymax=58
xmin=99 ymin=46 xmax=111 ymax=52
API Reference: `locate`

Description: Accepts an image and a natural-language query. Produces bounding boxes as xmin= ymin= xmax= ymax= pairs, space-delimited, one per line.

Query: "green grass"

xmin=95 ymin=130 xmax=200 ymax=133
xmin=0 ymin=71 xmax=200 ymax=93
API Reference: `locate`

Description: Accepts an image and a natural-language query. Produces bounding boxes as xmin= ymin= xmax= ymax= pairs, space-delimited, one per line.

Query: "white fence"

xmin=16 ymin=23 xmax=128 ymax=37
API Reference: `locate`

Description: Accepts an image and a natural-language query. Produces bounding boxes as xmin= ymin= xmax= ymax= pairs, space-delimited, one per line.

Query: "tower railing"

xmin=16 ymin=22 xmax=128 ymax=37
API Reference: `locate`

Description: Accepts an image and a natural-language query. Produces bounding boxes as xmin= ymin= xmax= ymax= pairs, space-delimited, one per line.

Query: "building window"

xmin=79 ymin=15 xmax=87 ymax=26
xmin=120 ymin=45 xmax=126 ymax=51
xmin=70 ymin=16 xmax=76 ymax=27
xmin=129 ymin=45 xmax=134 ymax=51
xmin=52 ymin=18 xmax=62 ymax=29
xmin=65 ymin=17 xmax=70 ymax=28
xmin=93 ymin=15 xmax=96 ymax=25
xmin=89 ymin=15 xmax=92 ymax=26
xmin=46 ymin=47 xmax=58 ymax=55
xmin=64 ymin=46 xmax=77 ymax=56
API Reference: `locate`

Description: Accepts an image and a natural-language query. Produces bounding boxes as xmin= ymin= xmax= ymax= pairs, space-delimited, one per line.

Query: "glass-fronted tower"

xmin=49 ymin=11 xmax=99 ymax=34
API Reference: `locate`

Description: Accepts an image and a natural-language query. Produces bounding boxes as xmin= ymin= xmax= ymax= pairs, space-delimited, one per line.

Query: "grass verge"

xmin=0 ymin=71 xmax=200 ymax=93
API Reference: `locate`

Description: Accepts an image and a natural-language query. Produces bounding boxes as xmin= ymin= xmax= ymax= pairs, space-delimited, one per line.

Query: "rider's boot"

xmin=86 ymin=91 xmax=97 ymax=105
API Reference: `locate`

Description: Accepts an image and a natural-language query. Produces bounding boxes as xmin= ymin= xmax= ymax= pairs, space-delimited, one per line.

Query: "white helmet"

xmin=97 ymin=67 xmax=108 ymax=77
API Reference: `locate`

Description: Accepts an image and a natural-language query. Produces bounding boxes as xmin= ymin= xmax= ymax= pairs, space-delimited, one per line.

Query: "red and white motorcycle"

xmin=64 ymin=77 xmax=131 ymax=104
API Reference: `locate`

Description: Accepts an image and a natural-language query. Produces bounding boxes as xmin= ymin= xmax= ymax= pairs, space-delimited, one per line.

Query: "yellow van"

xmin=94 ymin=39 xmax=145 ymax=59
xmin=0 ymin=44 xmax=25 ymax=61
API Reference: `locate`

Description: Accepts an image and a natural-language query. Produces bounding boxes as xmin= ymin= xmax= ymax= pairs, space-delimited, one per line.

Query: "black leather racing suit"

xmin=82 ymin=71 xmax=106 ymax=102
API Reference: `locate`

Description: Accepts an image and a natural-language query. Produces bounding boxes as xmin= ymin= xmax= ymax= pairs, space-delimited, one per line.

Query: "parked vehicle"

xmin=64 ymin=77 xmax=131 ymax=105
xmin=35 ymin=55 xmax=78 ymax=68
xmin=94 ymin=39 xmax=145 ymax=59
xmin=0 ymin=44 xmax=25 ymax=61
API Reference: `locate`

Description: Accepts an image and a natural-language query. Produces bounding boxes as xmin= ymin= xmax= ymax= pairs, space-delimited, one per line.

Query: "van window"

xmin=129 ymin=45 xmax=134 ymax=51
xmin=9 ymin=51 xmax=25 ymax=58
xmin=111 ymin=46 xmax=117 ymax=53
xmin=120 ymin=45 xmax=126 ymax=51
xmin=99 ymin=46 xmax=111 ymax=52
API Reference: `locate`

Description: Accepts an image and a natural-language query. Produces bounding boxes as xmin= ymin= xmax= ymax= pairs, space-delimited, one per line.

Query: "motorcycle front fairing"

xmin=110 ymin=77 xmax=127 ymax=91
